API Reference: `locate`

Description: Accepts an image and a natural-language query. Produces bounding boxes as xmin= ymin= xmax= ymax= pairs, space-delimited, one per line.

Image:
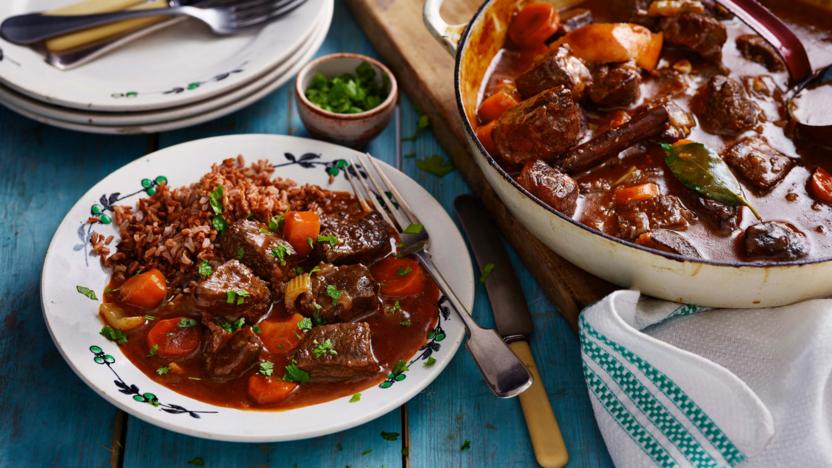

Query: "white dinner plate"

xmin=0 ymin=6 xmax=330 ymax=134
xmin=41 ymin=134 xmax=473 ymax=441
xmin=0 ymin=0 xmax=332 ymax=128
xmin=0 ymin=0 xmax=326 ymax=112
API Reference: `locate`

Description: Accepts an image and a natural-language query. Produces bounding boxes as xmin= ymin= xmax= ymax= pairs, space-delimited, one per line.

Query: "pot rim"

xmin=452 ymin=0 xmax=829 ymax=269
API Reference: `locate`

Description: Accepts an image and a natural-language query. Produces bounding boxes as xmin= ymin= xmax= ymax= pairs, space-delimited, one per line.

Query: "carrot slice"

xmin=283 ymin=211 xmax=321 ymax=257
xmin=476 ymin=121 xmax=498 ymax=155
xmin=248 ymin=374 xmax=298 ymax=405
xmin=259 ymin=313 xmax=305 ymax=354
xmin=553 ymin=23 xmax=663 ymax=71
xmin=146 ymin=317 xmax=200 ymax=359
xmin=371 ymin=257 xmax=425 ymax=297
xmin=119 ymin=268 xmax=167 ymax=309
xmin=809 ymin=167 xmax=832 ymax=204
xmin=508 ymin=3 xmax=560 ymax=49
xmin=614 ymin=182 xmax=661 ymax=205
xmin=478 ymin=90 xmax=519 ymax=124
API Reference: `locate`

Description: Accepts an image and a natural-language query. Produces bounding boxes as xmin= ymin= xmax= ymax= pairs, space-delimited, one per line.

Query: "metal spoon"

xmin=714 ymin=0 xmax=832 ymax=141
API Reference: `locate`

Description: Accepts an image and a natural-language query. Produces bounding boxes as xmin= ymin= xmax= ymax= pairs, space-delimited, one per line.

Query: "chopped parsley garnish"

xmin=155 ymin=366 xmax=170 ymax=376
xmin=380 ymin=431 xmax=400 ymax=441
xmin=76 ymin=285 xmax=98 ymax=301
xmin=268 ymin=214 xmax=285 ymax=232
xmin=479 ymin=262 xmax=496 ymax=284
xmin=399 ymin=320 xmax=412 ymax=328
xmin=198 ymin=260 xmax=213 ymax=277
xmin=403 ymin=223 xmax=424 ymax=235
xmin=270 ymin=242 xmax=295 ymax=266
xmin=100 ymin=326 xmax=127 ymax=344
xmin=187 ymin=457 xmax=205 ymax=466
xmin=220 ymin=317 xmax=245 ymax=333
xmin=212 ymin=214 xmax=227 ymax=233
xmin=144 ymin=314 xmax=156 ymax=321
xmin=349 ymin=392 xmax=361 ymax=403
xmin=235 ymin=246 xmax=245 ymax=260
xmin=208 ymin=185 xmax=224 ymax=215
xmin=252 ymin=324 xmax=261 ymax=334
xmin=312 ymin=339 xmax=338 ymax=358
xmin=460 ymin=440 xmax=471 ymax=451
xmin=283 ymin=362 xmax=310 ymax=383
xmin=402 ymin=113 xmax=430 ymax=142
xmin=147 ymin=344 xmax=159 ymax=357
xmin=178 ymin=318 xmax=197 ymax=328
xmin=385 ymin=300 xmax=402 ymax=315
xmin=297 ymin=317 xmax=313 ymax=333
xmin=416 ymin=154 xmax=454 ymax=177
xmin=258 ymin=360 xmax=274 ymax=377
xmin=304 ymin=61 xmax=390 ymax=114
xmin=424 ymin=356 xmax=437 ymax=368
xmin=317 ymin=234 xmax=339 ymax=246
xmin=326 ymin=284 xmax=342 ymax=304
xmin=306 ymin=237 xmax=314 ymax=249
xmin=396 ymin=266 xmax=413 ymax=277
xmin=392 ymin=359 xmax=409 ymax=375
xmin=225 ymin=289 xmax=249 ymax=305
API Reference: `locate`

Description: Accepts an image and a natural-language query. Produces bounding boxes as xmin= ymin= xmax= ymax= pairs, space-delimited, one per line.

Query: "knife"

xmin=455 ymin=195 xmax=569 ymax=468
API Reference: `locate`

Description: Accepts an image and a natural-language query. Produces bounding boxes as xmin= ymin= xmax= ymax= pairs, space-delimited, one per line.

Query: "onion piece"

xmin=99 ymin=303 xmax=145 ymax=331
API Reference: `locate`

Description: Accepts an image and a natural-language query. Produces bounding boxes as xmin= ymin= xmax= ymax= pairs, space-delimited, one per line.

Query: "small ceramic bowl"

xmin=295 ymin=53 xmax=398 ymax=148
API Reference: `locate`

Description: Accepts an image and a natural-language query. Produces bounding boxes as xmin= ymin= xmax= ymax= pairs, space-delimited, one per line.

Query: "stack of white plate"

xmin=0 ymin=0 xmax=332 ymax=134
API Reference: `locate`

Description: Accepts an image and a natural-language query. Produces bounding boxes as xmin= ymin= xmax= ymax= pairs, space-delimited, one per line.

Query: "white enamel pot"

xmin=423 ymin=0 xmax=832 ymax=308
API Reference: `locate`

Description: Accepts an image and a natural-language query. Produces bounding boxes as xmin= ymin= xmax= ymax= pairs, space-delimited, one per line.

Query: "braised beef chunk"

xmin=588 ymin=63 xmax=641 ymax=109
xmin=693 ymin=196 xmax=741 ymax=234
xmin=493 ymin=86 xmax=585 ymax=165
xmin=635 ymin=229 xmax=702 ymax=258
xmin=314 ymin=211 xmax=393 ymax=265
xmin=660 ymin=13 xmax=727 ymax=61
xmin=616 ymin=195 xmax=696 ymax=240
xmin=736 ymin=34 xmax=785 ymax=72
xmin=294 ymin=322 xmax=380 ymax=382
xmin=558 ymin=8 xmax=593 ymax=35
xmin=297 ymin=264 xmax=380 ymax=323
xmin=516 ymin=46 xmax=592 ymax=100
xmin=609 ymin=0 xmax=653 ymax=25
xmin=695 ymin=75 xmax=761 ymax=135
xmin=517 ymin=160 xmax=579 ymax=215
xmin=205 ymin=328 xmax=262 ymax=381
xmin=193 ymin=260 xmax=271 ymax=323
xmin=219 ymin=220 xmax=297 ymax=286
xmin=722 ymin=136 xmax=795 ymax=191
xmin=659 ymin=101 xmax=696 ymax=140
xmin=743 ymin=221 xmax=809 ymax=260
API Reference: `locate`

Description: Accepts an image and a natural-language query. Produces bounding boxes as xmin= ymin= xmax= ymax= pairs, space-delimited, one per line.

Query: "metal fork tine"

xmin=342 ymin=162 xmax=373 ymax=213
xmin=232 ymin=0 xmax=306 ymax=28
xmin=227 ymin=0 xmax=286 ymax=13
xmin=362 ymin=153 xmax=420 ymax=226
xmin=358 ymin=153 xmax=413 ymax=230
xmin=345 ymin=158 xmax=401 ymax=231
xmin=350 ymin=156 xmax=406 ymax=232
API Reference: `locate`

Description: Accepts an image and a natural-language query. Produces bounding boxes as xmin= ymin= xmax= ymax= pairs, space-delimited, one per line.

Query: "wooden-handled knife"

xmin=455 ymin=195 xmax=569 ymax=468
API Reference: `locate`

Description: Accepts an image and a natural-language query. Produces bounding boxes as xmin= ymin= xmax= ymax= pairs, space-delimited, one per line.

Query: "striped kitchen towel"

xmin=580 ymin=290 xmax=832 ymax=467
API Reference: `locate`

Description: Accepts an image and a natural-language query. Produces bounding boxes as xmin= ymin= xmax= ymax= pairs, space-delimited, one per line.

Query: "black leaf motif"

xmin=0 ymin=47 xmax=3 ymax=62
xmin=284 ymin=152 xmax=296 ymax=162
xmin=298 ymin=162 xmax=316 ymax=168
xmin=162 ymin=407 xmax=186 ymax=414
xmin=99 ymin=194 xmax=108 ymax=207
xmin=108 ymin=193 xmax=121 ymax=205
xmin=189 ymin=412 xmax=202 ymax=419
xmin=73 ymin=244 xmax=84 ymax=251
xmin=214 ymin=73 xmax=230 ymax=81
xmin=298 ymin=153 xmax=320 ymax=162
xmin=164 ymin=87 xmax=185 ymax=95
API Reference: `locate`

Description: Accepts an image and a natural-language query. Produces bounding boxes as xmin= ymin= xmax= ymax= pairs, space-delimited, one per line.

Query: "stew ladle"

xmin=714 ymin=0 xmax=832 ymax=141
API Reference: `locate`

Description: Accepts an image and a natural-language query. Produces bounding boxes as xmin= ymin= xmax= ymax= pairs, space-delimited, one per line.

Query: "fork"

xmin=344 ymin=153 xmax=533 ymax=398
xmin=0 ymin=0 xmax=307 ymax=46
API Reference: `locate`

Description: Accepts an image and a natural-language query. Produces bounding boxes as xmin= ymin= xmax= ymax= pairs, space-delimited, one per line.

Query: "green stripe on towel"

xmin=580 ymin=315 xmax=746 ymax=466
xmin=583 ymin=362 xmax=678 ymax=467
xmin=583 ymin=336 xmax=718 ymax=466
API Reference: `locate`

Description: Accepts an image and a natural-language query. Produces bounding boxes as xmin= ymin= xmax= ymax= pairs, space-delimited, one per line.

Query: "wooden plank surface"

xmin=346 ymin=0 xmax=617 ymax=329
xmin=0 ymin=108 xmax=151 ymax=467
xmin=0 ymin=3 xmax=611 ymax=466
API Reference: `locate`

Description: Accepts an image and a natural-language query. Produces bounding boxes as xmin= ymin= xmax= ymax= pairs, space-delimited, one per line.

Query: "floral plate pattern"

xmin=41 ymin=135 xmax=473 ymax=442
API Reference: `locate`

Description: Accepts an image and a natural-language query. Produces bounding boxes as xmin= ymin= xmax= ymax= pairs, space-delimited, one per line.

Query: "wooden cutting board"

xmin=345 ymin=0 xmax=616 ymax=330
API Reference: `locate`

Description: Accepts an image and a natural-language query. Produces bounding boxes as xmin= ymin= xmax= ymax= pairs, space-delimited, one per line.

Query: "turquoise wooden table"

xmin=0 ymin=4 xmax=612 ymax=466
